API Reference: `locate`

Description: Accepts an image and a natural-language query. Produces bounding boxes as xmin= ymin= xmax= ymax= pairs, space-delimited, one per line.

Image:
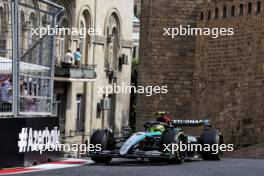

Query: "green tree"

xmin=129 ymin=58 xmax=138 ymax=131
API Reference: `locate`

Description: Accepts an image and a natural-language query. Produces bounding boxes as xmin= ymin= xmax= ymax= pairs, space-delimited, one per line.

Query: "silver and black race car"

xmin=88 ymin=114 xmax=223 ymax=164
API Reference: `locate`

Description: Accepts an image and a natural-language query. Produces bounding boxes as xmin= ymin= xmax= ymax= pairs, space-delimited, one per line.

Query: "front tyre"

xmin=90 ymin=129 xmax=115 ymax=163
xmin=161 ymin=130 xmax=186 ymax=164
xmin=200 ymin=129 xmax=223 ymax=160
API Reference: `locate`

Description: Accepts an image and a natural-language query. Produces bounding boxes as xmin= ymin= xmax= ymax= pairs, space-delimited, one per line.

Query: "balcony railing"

xmin=55 ymin=64 xmax=97 ymax=80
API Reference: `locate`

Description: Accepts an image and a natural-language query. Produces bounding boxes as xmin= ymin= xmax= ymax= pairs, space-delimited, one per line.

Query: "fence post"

xmin=11 ymin=0 xmax=20 ymax=117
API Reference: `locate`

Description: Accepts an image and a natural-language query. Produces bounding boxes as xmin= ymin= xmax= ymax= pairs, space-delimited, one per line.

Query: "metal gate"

xmin=0 ymin=0 xmax=63 ymax=117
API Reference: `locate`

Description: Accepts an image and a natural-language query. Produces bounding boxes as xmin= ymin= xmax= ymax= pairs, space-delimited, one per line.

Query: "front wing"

xmin=88 ymin=150 xmax=173 ymax=159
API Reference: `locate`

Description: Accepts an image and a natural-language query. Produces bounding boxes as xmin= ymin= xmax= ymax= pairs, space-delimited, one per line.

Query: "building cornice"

xmin=91 ymin=36 xmax=133 ymax=48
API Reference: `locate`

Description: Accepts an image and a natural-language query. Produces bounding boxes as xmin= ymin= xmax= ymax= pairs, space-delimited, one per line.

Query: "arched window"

xmin=257 ymin=1 xmax=261 ymax=14
xmin=223 ymin=5 xmax=227 ymax=18
xmin=29 ymin=12 xmax=38 ymax=46
xmin=112 ymin=27 xmax=119 ymax=69
xmin=78 ymin=9 xmax=91 ymax=65
xmin=239 ymin=4 xmax=244 ymax=16
xmin=215 ymin=8 xmax=219 ymax=19
xmin=105 ymin=13 xmax=121 ymax=71
xmin=79 ymin=21 xmax=85 ymax=55
xmin=104 ymin=11 xmax=122 ymax=131
xmin=248 ymin=2 xmax=252 ymax=14
xmin=60 ymin=18 xmax=70 ymax=53
xmin=55 ymin=18 xmax=70 ymax=64
xmin=231 ymin=5 xmax=235 ymax=17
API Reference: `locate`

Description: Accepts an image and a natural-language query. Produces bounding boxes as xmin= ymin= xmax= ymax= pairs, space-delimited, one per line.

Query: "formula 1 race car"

xmin=88 ymin=112 xmax=223 ymax=164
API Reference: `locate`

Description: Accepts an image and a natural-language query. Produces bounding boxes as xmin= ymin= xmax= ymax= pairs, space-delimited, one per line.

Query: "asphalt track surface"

xmin=14 ymin=158 xmax=264 ymax=176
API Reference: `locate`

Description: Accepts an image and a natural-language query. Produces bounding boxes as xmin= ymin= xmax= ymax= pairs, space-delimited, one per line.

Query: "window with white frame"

xmin=76 ymin=94 xmax=84 ymax=132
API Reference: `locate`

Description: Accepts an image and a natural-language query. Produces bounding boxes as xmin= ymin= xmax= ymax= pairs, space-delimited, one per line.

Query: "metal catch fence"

xmin=0 ymin=0 xmax=63 ymax=117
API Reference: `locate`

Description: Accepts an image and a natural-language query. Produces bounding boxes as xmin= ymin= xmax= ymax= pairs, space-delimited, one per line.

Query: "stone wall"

xmin=136 ymin=0 xmax=199 ymax=129
xmin=193 ymin=0 xmax=264 ymax=146
xmin=137 ymin=0 xmax=264 ymax=148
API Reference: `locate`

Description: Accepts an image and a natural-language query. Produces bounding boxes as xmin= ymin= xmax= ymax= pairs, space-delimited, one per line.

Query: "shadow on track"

xmin=87 ymin=158 xmax=202 ymax=167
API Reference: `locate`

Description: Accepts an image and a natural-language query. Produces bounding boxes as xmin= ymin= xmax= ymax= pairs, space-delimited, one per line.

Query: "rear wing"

xmin=170 ymin=119 xmax=211 ymax=127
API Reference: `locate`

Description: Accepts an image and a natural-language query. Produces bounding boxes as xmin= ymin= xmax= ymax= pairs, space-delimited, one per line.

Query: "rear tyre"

xmin=200 ymin=129 xmax=223 ymax=160
xmin=161 ymin=130 xmax=186 ymax=164
xmin=90 ymin=129 xmax=115 ymax=163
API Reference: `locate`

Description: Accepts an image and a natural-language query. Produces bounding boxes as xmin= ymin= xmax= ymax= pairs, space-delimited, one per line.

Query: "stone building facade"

xmin=54 ymin=0 xmax=133 ymax=142
xmin=133 ymin=15 xmax=140 ymax=59
xmin=137 ymin=0 xmax=264 ymax=147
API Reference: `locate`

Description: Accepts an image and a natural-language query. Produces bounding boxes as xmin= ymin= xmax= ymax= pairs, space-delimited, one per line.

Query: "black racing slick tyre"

xmin=200 ymin=129 xmax=223 ymax=160
xmin=90 ymin=129 xmax=115 ymax=163
xmin=161 ymin=130 xmax=186 ymax=164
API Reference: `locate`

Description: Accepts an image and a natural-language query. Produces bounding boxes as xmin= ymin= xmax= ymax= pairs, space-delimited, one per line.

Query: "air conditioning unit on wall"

xmin=100 ymin=97 xmax=110 ymax=110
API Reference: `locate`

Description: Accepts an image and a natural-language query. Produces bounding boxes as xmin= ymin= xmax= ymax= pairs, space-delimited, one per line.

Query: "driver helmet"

xmin=156 ymin=111 xmax=171 ymax=124
xmin=149 ymin=124 xmax=165 ymax=132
